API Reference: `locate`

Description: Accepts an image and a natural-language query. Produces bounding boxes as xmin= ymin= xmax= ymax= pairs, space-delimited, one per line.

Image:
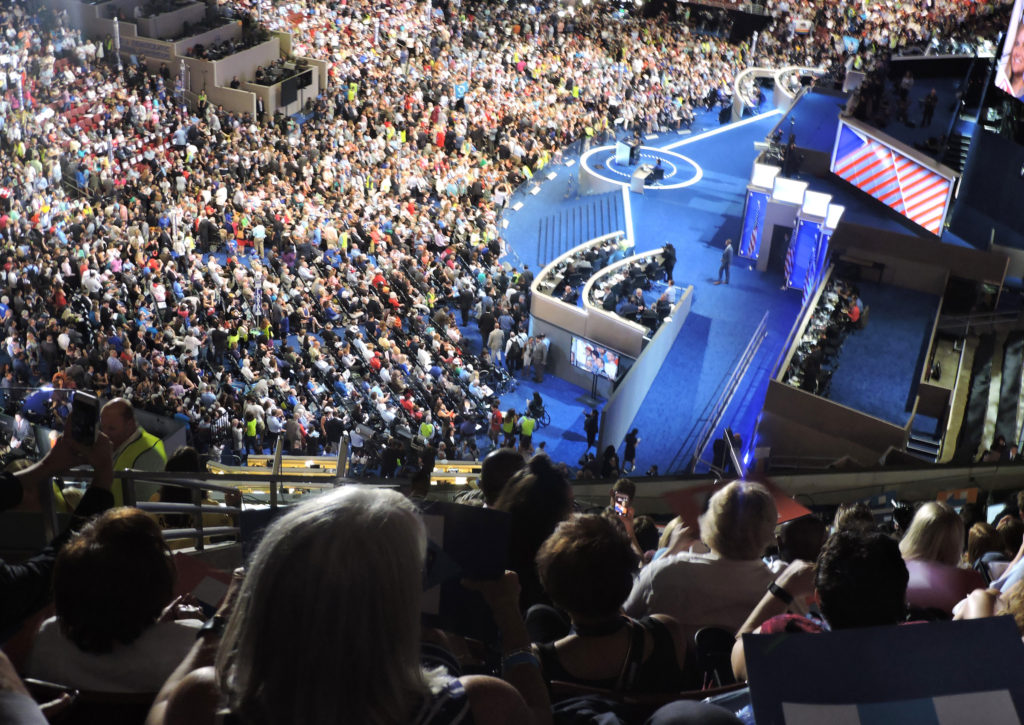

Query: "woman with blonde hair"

xmin=900 ymin=501 xmax=984 ymax=616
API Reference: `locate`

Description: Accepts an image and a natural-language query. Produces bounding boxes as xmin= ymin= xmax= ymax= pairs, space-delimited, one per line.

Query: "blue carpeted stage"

xmin=826 ymin=282 xmax=939 ymax=426
xmin=498 ymin=89 xmax=949 ymax=474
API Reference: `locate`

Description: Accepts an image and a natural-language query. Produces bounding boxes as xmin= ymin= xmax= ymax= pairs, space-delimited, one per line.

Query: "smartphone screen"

xmin=69 ymin=391 xmax=99 ymax=444
xmin=614 ymin=493 xmax=629 ymax=515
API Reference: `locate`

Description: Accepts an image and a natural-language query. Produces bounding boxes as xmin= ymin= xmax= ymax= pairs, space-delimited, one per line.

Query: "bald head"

xmin=100 ymin=398 xmax=137 ymax=449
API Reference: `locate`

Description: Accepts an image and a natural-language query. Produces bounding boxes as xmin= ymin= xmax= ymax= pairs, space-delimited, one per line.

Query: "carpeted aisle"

xmin=827 ymin=282 xmax=939 ymax=426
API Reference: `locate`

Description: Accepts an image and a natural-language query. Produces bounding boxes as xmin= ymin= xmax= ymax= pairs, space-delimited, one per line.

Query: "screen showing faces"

xmin=996 ymin=0 xmax=1024 ymax=102
xmin=569 ymin=336 xmax=620 ymax=381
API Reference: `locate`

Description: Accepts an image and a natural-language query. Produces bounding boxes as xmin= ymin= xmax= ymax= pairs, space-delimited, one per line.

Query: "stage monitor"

xmin=570 ymin=336 xmax=621 ymax=381
xmin=297 ymin=69 xmax=313 ymax=89
xmin=280 ymin=76 xmax=298 ymax=106
xmin=996 ymin=0 xmax=1024 ymax=103
xmin=830 ymin=119 xmax=954 ymax=236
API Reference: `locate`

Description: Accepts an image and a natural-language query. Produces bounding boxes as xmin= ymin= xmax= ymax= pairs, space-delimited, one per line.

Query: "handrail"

xmin=688 ymin=310 xmax=770 ymax=473
xmin=938 ymin=310 xmax=1021 ymax=331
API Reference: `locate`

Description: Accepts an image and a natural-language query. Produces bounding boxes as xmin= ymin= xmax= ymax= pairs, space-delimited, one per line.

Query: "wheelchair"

xmin=529 ymin=403 xmax=551 ymax=428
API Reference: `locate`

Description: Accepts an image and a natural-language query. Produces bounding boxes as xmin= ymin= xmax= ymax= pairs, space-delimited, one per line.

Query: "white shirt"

xmin=623 ymin=550 xmax=775 ymax=637
xmin=27 ymin=617 xmax=202 ymax=693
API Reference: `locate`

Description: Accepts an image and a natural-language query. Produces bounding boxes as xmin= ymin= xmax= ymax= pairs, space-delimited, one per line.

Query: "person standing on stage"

xmin=662 ymin=243 xmax=676 ymax=285
xmin=718 ymin=240 xmax=734 ymax=285
xmin=584 ymin=408 xmax=600 ymax=452
xmin=623 ymin=428 xmax=640 ymax=473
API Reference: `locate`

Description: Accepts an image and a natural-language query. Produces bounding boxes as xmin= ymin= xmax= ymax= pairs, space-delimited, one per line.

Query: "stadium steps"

xmin=940 ymin=132 xmax=972 ymax=174
xmin=982 ymin=331 xmax=1007 ymax=450
xmin=939 ymin=336 xmax=973 ymax=463
xmin=535 ymin=191 xmax=623 ymax=266
xmin=995 ymin=331 xmax=1024 ymax=446
xmin=951 ymin=333 xmax=995 ymax=463
xmin=906 ymin=434 xmax=941 ymax=463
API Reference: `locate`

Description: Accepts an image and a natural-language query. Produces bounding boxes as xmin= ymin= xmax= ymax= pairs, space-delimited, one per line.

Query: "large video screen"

xmin=830 ymin=119 xmax=954 ymax=236
xmin=569 ymin=336 xmax=621 ymax=381
xmin=996 ymin=0 xmax=1024 ymax=102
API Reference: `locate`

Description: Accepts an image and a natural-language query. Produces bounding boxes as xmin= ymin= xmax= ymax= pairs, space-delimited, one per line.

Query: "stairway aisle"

xmin=982 ymin=331 xmax=1007 ymax=452
xmin=940 ymin=336 xmax=977 ymax=463
xmin=534 ymin=192 xmax=623 ymax=267
xmin=997 ymin=331 xmax=1024 ymax=446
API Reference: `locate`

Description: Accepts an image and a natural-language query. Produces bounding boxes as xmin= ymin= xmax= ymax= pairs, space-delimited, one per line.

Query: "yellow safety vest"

xmin=112 ymin=428 xmax=168 ymax=506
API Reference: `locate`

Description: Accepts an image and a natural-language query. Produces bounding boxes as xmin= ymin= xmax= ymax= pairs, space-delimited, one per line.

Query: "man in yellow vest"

xmin=518 ymin=413 xmax=536 ymax=451
xmin=99 ymin=398 xmax=168 ymax=506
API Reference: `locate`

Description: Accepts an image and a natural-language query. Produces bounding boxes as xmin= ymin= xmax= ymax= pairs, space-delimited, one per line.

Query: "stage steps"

xmin=906 ymin=433 xmax=942 ymax=463
xmin=995 ymin=331 xmax=1024 ymax=446
xmin=941 ymin=132 xmax=972 ymax=174
xmin=535 ymin=191 xmax=623 ymax=266
xmin=951 ymin=333 xmax=994 ymax=463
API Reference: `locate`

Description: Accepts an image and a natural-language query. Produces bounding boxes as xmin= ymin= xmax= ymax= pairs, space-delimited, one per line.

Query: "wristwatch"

xmin=768 ymin=581 xmax=794 ymax=606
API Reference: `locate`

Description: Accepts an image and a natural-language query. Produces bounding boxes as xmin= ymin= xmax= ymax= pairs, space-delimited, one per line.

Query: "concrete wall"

xmin=832 ymin=222 xmax=1007 ymax=286
xmin=760 ymin=379 xmax=909 ymax=464
xmin=209 ymin=37 xmax=279 ymax=86
xmin=137 ymin=2 xmax=205 ymax=40
xmin=172 ymin=21 xmax=242 ymax=57
xmin=598 ymin=286 xmax=694 ymax=455
xmin=299 ymin=55 xmax=330 ymax=94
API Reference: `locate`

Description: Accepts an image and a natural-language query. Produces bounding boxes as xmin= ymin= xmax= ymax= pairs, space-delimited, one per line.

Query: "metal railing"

xmin=688 ymin=311 xmax=770 ymax=474
xmin=667 ymin=311 xmax=770 ymax=474
xmin=937 ymin=310 xmax=1023 ymax=337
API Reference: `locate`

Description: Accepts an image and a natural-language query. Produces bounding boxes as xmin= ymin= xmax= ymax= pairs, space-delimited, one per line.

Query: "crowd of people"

xmin=0 ymin=0 xmax=1009 ymax=483
xmin=6 ymin=434 xmax=1024 ymax=724
xmin=0 ymin=0 xmax=1019 ymax=717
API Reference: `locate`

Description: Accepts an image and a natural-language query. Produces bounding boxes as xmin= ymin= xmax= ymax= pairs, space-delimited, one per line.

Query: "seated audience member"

xmin=968 ymin=522 xmax=1010 ymax=584
xmin=768 ymin=515 xmax=828 ymax=614
xmin=999 ymin=516 xmax=1024 ymax=560
xmin=954 ymin=579 xmax=1024 ymax=639
xmin=624 ymin=481 xmax=777 ymax=638
xmin=147 ymin=487 xmax=551 ymax=725
xmin=651 ymin=516 xmax=710 ymax=562
xmin=731 ymin=531 xmax=909 ymax=680
xmin=0 ymin=433 xmax=115 ymax=642
xmin=831 ymin=501 xmax=876 ymax=534
xmin=532 ymin=514 xmax=687 ymax=693
xmin=633 ymin=515 xmax=660 ymax=558
xmin=772 ymin=515 xmax=828 ymax=570
xmin=26 ymin=508 xmax=203 ymax=692
xmin=455 ymin=447 xmax=526 ymax=508
xmin=900 ymin=502 xmax=985 ymax=616
xmin=494 ymin=454 xmax=573 ymax=611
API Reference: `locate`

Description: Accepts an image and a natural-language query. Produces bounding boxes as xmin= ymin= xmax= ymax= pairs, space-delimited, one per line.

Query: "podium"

xmin=615 ymin=141 xmax=632 ymax=166
xmin=630 ymin=165 xmax=652 ymax=194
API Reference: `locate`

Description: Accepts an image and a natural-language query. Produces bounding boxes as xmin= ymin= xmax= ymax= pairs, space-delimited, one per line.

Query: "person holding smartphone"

xmin=607 ymin=479 xmax=643 ymax=557
xmin=0 ymin=432 xmax=115 ymax=641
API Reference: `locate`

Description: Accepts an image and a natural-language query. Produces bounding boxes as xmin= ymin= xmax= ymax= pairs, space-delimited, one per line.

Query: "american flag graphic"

xmin=802 ymin=228 xmax=822 ymax=306
xmin=831 ymin=123 xmax=952 ymax=236
xmin=743 ymin=199 xmax=762 ymax=258
xmin=783 ymin=234 xmax=795 ymax=287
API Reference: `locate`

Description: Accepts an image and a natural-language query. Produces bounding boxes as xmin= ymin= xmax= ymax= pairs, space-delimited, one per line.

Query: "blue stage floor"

xmin=827 ymin=282 xmax=939 ymax=426
xmin=502 ymin=109 xmax=804 ymax=473
xmin=501 ymin=99 xmax=944 ymax=473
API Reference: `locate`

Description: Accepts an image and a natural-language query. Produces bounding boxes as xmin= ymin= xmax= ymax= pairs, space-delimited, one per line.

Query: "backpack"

xmin=509 ymin=338 xmax=522 ymax=358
